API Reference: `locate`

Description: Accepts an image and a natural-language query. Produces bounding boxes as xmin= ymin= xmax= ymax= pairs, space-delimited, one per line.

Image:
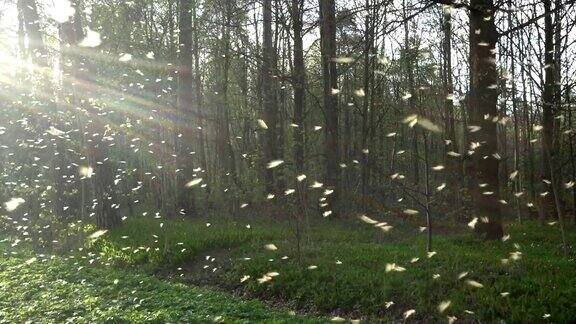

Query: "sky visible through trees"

xmin=0 ymin=0 xmax=575 ymax=322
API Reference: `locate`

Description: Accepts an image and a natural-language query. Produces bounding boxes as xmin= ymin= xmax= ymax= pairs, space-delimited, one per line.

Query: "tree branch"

xmin=499 ymin=0 xmax=576 ymax=37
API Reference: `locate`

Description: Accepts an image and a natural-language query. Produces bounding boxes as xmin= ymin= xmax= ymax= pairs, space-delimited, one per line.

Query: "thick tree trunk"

xmin=468 ymin=0 xmax=503 ymax=239
xmin=539 ymin=0 xmax=559 ymax=223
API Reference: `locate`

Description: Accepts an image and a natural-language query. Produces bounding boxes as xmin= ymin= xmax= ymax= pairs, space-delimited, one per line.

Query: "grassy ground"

xmin=92 ymin=216 xmax=576 ymax=323
xmin=0 ymin=249 xmax=314 ymax=323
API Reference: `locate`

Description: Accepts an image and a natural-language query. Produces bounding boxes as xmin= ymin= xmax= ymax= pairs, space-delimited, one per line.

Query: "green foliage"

xmin=96 ymin=218 xmax=576 ymax=322
xmin=0 ymin=252 xmax=313 ymax=323
xmin=91 ymin=217 xmax=283 ymax=266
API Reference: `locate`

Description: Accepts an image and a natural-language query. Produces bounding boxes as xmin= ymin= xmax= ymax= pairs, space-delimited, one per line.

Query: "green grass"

xmin=0 ymin=251 xmax=316 ymax=323
xmin=94 ymin=217 xmax=576 ymax=322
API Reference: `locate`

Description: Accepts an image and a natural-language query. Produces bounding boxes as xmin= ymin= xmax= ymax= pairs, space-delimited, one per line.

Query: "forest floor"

xmin=91 ymin=210 xmax=576 ymax=323
xmin=2 ymin=213 xmax=576 ymax=323
xmin=0 ymin=244 xmax=315 ymax=323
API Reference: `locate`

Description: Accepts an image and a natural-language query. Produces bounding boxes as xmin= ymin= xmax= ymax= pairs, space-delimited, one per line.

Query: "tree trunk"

xmin=361 ymin=0 xmax=373 ymax=210
xmin=215 ymin=1 xmax=233 ymax=180
xmin=291 ymin=0 xmax=305 ymax=176
xmin=193 ymin=2 xmax=208 ymax=179
xmin=176 ymin=0 xmax=196 ymax=215
xmin=468 ymin=0 xmax=503 ymax=239
xmin=18 ymin=0 xmax=47 ymax=67
xmin=508 ymin=0 xmax=522 ymax=222
xmin=263 ymin=0 xmax=278 ymax=193
xmin=319 ymin=0 xmax=340 ymax=216
xmin=442 ymin=5 xmax=460 ymax=205
xmin=539 ymin=0 xmax=559 ymax=223
xmin=403 ymin=1 xmax=419 ymax=186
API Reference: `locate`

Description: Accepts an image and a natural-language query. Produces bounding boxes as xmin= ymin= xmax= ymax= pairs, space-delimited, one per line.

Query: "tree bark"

xmin=442 ymin=5 xmax=460 ymax=204
xmin=319 ymin=0 xmax=340 ymax=216
xmin=539 ymin=0 xmax=559 ymax=223
xmin=176 ymin=0 xmax=197 ymax=215
xmin=18 ymin=0 xmax=47 ymax=67
xmin=263 ymin=0 xmax=278 ymax=193
xmin=291 ymin=0 xmax=305 ymax=176
xmin=468 ymin=0 xmax=503 ymax=239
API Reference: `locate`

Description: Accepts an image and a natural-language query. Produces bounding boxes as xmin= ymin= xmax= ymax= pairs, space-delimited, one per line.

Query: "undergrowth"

xmin=92 ymin=217 xmax=576 ymax=322
xmin=0 ymin=248 xmax=313 ymax=323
